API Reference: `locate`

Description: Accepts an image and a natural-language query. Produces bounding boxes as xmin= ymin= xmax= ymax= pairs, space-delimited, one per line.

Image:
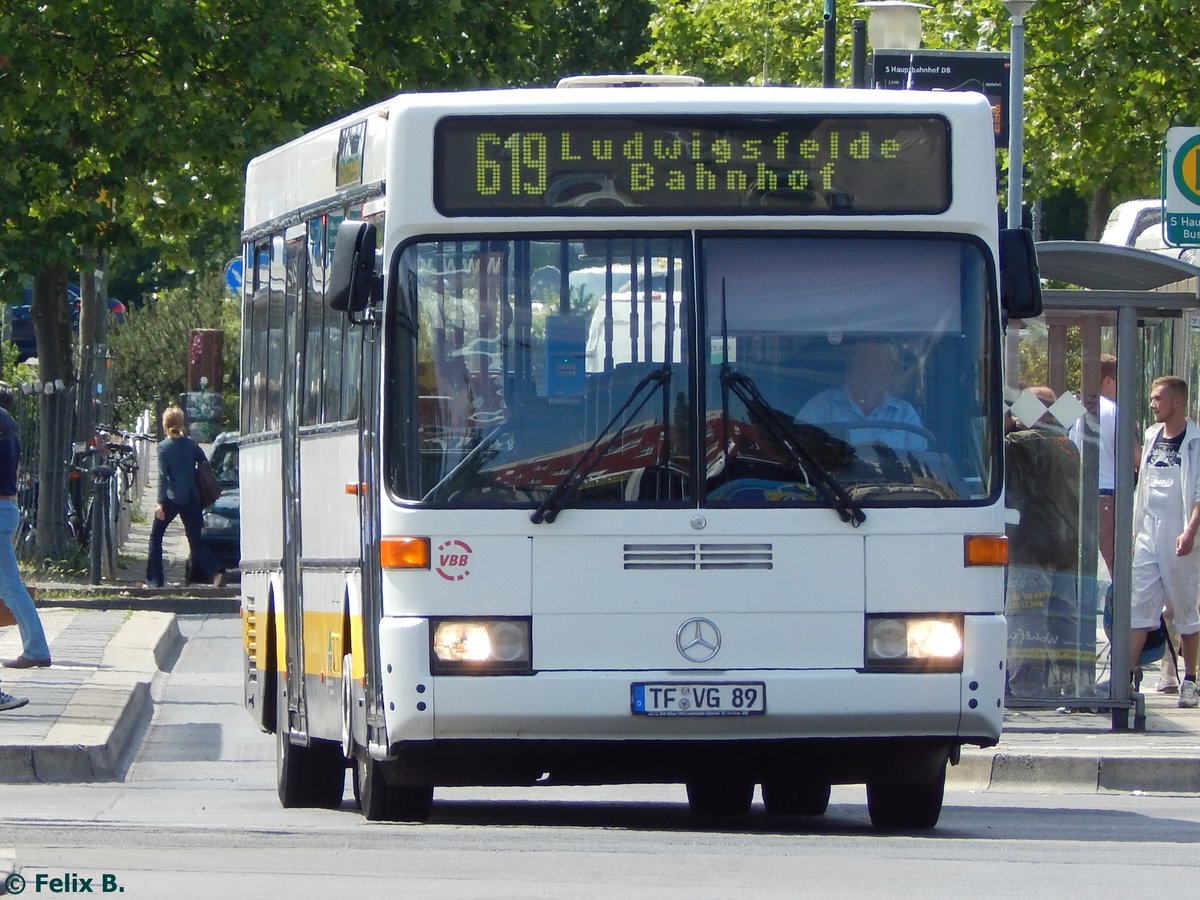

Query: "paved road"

xmin=5 ymin=615 xmax=1200 ymax=899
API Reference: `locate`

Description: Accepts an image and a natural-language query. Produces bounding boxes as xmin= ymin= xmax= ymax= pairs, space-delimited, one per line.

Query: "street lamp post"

xmin=1003 ymin=0 xmax=1038 ymax=229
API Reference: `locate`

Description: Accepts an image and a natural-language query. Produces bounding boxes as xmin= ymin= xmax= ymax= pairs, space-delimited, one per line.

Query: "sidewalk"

xmin=952 ymin=685 xmax=1200 ymax=793
xmin=2 ymin=450 xmax=1199 ymax=790
xmin=1 ymin=441 xmax=237 ymax=782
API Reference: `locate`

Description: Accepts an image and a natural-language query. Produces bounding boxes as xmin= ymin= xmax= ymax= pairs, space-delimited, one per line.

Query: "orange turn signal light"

xmin=345 ymin=482 xmax=368 ymax=495
xmin=380 ymin=536 xmax=430 ymax=570
xmin=964 ymin=534 xmax=1007 ymax=567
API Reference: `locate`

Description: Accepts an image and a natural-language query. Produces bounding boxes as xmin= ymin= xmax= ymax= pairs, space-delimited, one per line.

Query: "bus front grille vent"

xmin=622 ymin=543 xmax=773 ymax=571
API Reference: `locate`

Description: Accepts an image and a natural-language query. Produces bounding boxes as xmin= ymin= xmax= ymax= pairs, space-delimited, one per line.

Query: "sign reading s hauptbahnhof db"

xmin=1166 ymin=126 xmax=1200 ymax=246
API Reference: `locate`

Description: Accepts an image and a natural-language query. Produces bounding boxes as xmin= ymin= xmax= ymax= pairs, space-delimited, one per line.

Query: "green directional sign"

xmin=1165 ymin=127 xmax=1200 ymax=246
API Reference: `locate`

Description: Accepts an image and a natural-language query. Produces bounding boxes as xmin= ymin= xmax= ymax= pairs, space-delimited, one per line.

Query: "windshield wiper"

xmin=422 ymin=424 xmax=507 ymax=503
xmin=531 ymin=365 xmax=672 ymax=524
xmin=720 ymin=366 xmax=865 ymax=526
xmin=713 ymin=279 xmax=863 ymax=526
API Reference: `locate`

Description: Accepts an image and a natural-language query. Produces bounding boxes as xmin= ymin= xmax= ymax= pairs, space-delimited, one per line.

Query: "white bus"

xmin=240 ymin=76 xmax=1041 ymax=829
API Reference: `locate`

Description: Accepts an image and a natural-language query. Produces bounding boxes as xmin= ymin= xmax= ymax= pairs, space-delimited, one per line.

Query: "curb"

xmin=951 ymin=750 xmax=1200 ymax=793
xmin=35 ymin=594 xmax=240 ymax=615
xmin=0 ymin=611 xmax=182 ymax=784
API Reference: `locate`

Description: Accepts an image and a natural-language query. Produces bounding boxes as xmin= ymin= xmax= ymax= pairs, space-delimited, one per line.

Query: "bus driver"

xmin=796 ymin=338 xmax=928 ymax=452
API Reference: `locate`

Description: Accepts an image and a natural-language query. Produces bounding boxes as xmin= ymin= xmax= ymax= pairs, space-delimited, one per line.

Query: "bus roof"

xmin=243 ymin=84 xmax=995 ymax=235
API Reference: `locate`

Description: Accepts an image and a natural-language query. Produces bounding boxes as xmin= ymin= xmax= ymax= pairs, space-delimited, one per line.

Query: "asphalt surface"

xmin=0 ymin=450 xmax=1197 ymax=793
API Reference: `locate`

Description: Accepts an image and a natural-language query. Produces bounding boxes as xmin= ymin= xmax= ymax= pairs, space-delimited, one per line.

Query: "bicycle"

xmin=13 ymin=471 xmax=38 ymax=562
xmin=86 ymin=461 xmax=117 ymax=584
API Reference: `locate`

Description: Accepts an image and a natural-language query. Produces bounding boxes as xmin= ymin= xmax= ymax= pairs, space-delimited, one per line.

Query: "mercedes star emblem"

xmin=676 ymin=617 xmax=721 ymax=663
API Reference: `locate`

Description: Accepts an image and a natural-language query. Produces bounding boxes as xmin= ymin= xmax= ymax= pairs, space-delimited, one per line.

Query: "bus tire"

xmin=866 ymin=766 xmax=946 ymax=830
xmin=685 ymin=779 xmax=754 ymax=816
xmin=275 ymin=681 xmax=346 ymax=809
xmin=761 ymin=780 xmax=831 ymax=816
xmin=355 ymin=751 xmax=433 ymax=823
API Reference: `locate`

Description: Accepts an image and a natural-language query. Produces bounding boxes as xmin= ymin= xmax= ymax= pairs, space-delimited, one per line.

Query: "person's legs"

xmin=1130 ymin=531 xmax=1168 ymax=678
xmin=178 ymin=501 xmax=223 ymax=581
xmin=0 ymin=500 xmax=49 ymax=663
xmin=1098 ymin=495 xmax=1116 ymax=580
xmin=1159 ymin=609 xmax=1180 ymax=692
xmin=1160 ymin=557 xmax=1200 ymax=707
xmin=144 ymin=501 xmax=178 ymax=587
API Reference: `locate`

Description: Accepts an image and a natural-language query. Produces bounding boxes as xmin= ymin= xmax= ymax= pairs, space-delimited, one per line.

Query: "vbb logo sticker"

xmin=435 ymin=539 xmax=473 ymax=581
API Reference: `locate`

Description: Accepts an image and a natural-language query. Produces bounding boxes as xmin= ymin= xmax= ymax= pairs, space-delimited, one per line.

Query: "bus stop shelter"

xmin=1006 ymin=240 xmax=1200 ymax=729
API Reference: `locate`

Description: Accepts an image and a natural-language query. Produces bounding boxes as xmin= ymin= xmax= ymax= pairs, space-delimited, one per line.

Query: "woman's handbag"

xmin=0 ymin=599 xmax=15 ymax=628
xmin=195 ymin=460 xmax=222 ymax=508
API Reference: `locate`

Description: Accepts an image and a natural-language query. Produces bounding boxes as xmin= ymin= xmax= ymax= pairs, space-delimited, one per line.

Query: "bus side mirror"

xmin=999 ymin=228 xmax=1043 ymax=320
xmin=328 ymin=220 xmax=377 ymax=313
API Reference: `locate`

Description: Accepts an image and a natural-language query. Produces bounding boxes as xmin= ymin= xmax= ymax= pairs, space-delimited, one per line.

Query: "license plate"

xmin=631 ymin=682 xmax=766 ymax=716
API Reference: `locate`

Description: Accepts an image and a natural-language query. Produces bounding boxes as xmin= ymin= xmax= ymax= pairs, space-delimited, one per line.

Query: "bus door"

xmin=280 ymin=231 xmax=306 ymax=734
xmin=354 ymin=288 xmax=384 ymax=751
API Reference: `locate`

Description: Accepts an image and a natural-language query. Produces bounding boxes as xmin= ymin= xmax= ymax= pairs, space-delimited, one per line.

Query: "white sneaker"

xmin=0 ymin=690 xmax=29 ymax=712
xmin=1178 ymin=680 xmax=1198 ymax=708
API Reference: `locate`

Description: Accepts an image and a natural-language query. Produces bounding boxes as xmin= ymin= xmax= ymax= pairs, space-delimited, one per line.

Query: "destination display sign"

xmin=434 ymin=115 xmax=950 ymax=216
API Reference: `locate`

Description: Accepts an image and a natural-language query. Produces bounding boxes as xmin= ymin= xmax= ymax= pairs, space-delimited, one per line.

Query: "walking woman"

xmin=0 ymin=385 xmax=50 ymax=706
xmin=145 ymin=407 xmax=225 ymax=588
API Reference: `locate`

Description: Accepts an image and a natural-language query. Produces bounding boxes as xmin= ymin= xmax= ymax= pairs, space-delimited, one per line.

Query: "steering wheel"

xmin=818 ymin=419 xmax=936 ymax=447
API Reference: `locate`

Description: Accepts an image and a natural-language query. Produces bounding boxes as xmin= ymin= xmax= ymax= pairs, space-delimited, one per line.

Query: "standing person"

xmin=1129 ymin=376 xmax=1200 ymax=708
xmin=0 ymin=385 xmax=50 ymax=711
xmin=1069 ymin=354 xmax=1119 ymax=576
xmin=1004 ymin=386 xmax=1082 ymax=699
xmin=1068 ymin=356 xmax=1177 ymax=690
xmin=145 ymin=407 xmax=225 ymax=588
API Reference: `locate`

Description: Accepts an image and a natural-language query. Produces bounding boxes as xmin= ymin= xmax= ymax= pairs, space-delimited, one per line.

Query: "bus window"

xmin=392 ymin=236 xmax=692 ymax=506
xmin=701 ymin=235 xmax=996 ymax=506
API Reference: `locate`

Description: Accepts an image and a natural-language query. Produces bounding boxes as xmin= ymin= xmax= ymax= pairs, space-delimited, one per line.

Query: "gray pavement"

xmin=1 ymin=439 xmax=236 ymax=784
xmin=1 ymin=447 xmax=1198 ymax=791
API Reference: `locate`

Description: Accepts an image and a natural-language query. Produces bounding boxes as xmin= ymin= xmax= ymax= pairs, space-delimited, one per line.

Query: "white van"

xmin=585 ymin=271 xmax=683 ymax=372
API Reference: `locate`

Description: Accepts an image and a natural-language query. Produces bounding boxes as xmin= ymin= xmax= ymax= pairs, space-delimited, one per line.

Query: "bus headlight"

xmin=864 ymin=615 xmax=963 ymax=672
xmin=430 ymin=618 xmax=532 ymax=674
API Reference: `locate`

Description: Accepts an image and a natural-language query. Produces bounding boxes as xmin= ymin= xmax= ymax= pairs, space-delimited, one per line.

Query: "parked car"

xmin=186 ymin=431 xmax=240 ymax=584
xmin=5 ymin=284 xmax=127 ymax=360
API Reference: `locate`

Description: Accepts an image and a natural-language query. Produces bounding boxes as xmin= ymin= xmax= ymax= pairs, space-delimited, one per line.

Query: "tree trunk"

xmin=76 ymin=248 xmax=109 ymax=440
xmin=30 ymin=265 xmax=76 ymax=560
xmin=1087 ymin=185 xmax=1113 ymax=242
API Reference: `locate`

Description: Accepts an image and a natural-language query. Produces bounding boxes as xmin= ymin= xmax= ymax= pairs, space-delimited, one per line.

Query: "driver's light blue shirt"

xmin=796 ymin=387 xmax=928 ymax=451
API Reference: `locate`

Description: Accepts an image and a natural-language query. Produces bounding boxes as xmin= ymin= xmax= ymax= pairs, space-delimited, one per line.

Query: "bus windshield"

xmin=388 ymin=233 xmax=997 ymax=509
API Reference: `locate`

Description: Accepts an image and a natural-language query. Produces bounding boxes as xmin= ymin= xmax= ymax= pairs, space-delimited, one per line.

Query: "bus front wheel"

xmin=275 ymin=682 xmax=346 ymax=809
xmin=354 ymin=752 xmax=434 ymax=823
xmin=865 ymin=766 xmax=946 ymax=830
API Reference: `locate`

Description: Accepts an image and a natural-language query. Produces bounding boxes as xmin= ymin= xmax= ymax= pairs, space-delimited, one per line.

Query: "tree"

xmin=109 ymin=277 xmax=240 ymax=429
xmin=528 ymin=0 xmax=655 ymax=83
xmin=645 ymin=0 xmax=828 ymax=86
xmin=1021 ymin=0 xmax=1200 ymax=237
xmin=0 ymin=0 xmax=363 ymax=559
xmin=353 ymin=0 xmax=560 ymax=100
xmin=642 ymin=0 xmax=1200 ymax=237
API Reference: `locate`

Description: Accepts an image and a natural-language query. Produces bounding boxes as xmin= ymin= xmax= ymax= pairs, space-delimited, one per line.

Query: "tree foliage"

xmin=351 ymin=0 xmax=653 ymax=100
xmin=108 ymin=278 xmax=240 ymax=428
xmin=646 ymin=0 xmax=827 ymax=86
xmin=0 ymin=0 xmax=364 ymax=297
xmin=641 ymin=0 xmax=1200 ymax=234
xmin=1022 ymin=0 xmax=1200 ymax=234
